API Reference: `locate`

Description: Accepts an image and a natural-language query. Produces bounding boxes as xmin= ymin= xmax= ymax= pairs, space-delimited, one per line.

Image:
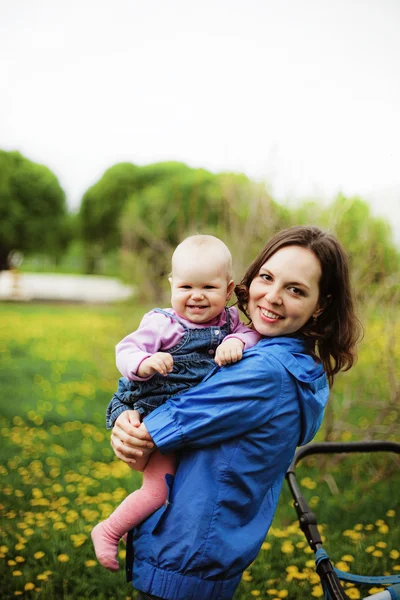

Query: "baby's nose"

xmin=191 ymin=289 xmax=204 ymax=299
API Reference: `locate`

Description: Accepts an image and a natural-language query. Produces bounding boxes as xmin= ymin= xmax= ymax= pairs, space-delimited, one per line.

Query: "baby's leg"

xmin=91 ymin=450 xmax=176 ymax=571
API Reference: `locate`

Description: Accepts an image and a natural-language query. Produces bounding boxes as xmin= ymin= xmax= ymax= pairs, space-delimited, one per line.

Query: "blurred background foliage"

xmin=2 ymin=148 xmax=398 ymax=308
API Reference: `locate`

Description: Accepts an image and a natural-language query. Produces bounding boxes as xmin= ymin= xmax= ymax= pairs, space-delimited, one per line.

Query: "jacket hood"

xmin=258 ymin=337 xmax=329 ymax=445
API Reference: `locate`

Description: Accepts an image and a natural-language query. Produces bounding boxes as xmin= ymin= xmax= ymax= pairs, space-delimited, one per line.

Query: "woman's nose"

xmin=265 ymin=286 xmax=282 ymax=305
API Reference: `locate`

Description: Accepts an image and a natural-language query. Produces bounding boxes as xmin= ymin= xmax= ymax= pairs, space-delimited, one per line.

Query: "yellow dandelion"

xmin=378 ymin=525 xmax=389 ymax=534
xmin=0 ymin=545 xmax=9 ymax=553
xmin=85 ymin=559 xmax=97 ymax=567
xmin=251 ymin=592 xmax=261 ymax=597
xmin=345 ymin=588 xmax=360 ymax=599
xmin=24 ymin=583 xmax=35 ymax=591
xmin=14 ymin=592 xmax=23 ymax=596
xmin=12 ymin=570 xmax=22 ymax=576
xmin=306 ymin=559 xmax=315 ymax=567
xmin=366 ymin=546 xmax=375 ymax=553
xmin=341 ymin=555 xmax=354 ymax=562
xmin=300 ymin=477 xmax=317 ymax=490
xmin=390 ymin=550 xmax=400 ymax=560
xmin=368 ymin=588 xmax=384 ymax=595
xmin=15 ymin=556 xmax=25 ymax=563
xmin=57 ymin=554 xmax=70 ymax=563
xmin=335 ymin=561 xmax=350 ymax=572
xmin=34 ymin=551 xmax=45 ymax=559
xmin=278 ymin=591 xmax=289 ymax=598
xmin=286 ymin=565 xmax=299 ymax=573
xmin=376 ymin=542 xmax=387 ymax=548
xmin=267 ymin=590 xmax=279 ymax=596
xmin=372 ymin=550 xmax=383 ymax=558
xmin=262 ymin=542 xmax=271 ymax=550
xmin=15 ymin=543 xmax=25 ymax=551
xmin=281 ymin=541 xmax=294 ymax=554
xmin=386 ymin=510 xmax=395 ymax=517
xmin=311 ymin=584 xmax=324 ymax=597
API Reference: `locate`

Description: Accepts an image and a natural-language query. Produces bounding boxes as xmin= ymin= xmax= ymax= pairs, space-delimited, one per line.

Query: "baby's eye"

xmin=204 ymin=285 xmax=216 ymax=289
xmin=180 ymin=285 xmax=192 ymax=289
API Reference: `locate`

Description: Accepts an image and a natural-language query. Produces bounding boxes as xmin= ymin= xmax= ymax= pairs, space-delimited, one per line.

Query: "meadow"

xmin=0 ymin=301 xmax=399 ymax=600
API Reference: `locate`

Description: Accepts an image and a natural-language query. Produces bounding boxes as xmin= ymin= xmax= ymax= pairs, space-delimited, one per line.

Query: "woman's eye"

xmin=260 ymin=274 xmax=272 ymax=282
xmin=289 ymin=286 xmax=303 ymax=296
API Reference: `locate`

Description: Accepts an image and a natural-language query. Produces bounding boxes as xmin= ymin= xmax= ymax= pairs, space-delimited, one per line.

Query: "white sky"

xmin=1 ymin=0 xmax=400 ymax=241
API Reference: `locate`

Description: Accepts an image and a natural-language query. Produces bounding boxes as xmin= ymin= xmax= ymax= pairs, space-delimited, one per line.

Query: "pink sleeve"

xmin=223 ymin=306 xmax=261 ymax=349
xmin=115 ymin=310 xmax=183 ymax=380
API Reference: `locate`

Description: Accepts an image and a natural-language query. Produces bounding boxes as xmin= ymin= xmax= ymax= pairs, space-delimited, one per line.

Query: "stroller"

xmin=285 ymin=441 xmax=400 ymax=600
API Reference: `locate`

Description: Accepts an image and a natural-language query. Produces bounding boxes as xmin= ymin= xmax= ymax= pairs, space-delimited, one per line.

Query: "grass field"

xmin=0 ymin=302 xmax=399 ymax=599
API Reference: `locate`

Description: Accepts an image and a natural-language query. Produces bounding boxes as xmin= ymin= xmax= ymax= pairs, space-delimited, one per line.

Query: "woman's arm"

xmin=144 ymin=351 xmax=283 ymax=453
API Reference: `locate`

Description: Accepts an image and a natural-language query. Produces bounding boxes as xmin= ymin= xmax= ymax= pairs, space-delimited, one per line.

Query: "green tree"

xmin=119 ymin=168 xmax=284 ymax=302
xmin=0 ymin=150 xmax=69 ymax=270
xmin=79 ymin=161 xmax=190 ymax=272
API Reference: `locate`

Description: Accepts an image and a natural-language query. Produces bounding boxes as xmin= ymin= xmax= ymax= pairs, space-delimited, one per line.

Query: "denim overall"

xmin=117 ymin=308 xmax=232 ymax=417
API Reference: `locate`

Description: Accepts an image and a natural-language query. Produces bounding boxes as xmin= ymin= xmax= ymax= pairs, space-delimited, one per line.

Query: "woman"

xmin=110 ymin=226 xmax=361 ymax=600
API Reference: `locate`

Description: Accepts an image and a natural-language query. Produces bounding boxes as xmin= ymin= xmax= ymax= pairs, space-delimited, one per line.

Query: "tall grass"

xmin=0 ymin=302 xmax=399 ymax=599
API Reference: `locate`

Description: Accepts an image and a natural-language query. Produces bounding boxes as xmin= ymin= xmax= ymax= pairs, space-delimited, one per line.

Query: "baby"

xmin=92 ymin=235 xmax=260 ymax=571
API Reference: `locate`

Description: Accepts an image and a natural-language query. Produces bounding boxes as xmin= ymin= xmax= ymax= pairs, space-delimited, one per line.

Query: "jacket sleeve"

xmin=222 ymin=306 xmax=261 ymax=349
xmin=144 ymin=350 xmax=284 ymax=453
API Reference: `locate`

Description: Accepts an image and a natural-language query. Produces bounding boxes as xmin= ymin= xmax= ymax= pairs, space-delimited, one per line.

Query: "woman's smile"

xmin=259 ymin=307 xmax=283 ymax=321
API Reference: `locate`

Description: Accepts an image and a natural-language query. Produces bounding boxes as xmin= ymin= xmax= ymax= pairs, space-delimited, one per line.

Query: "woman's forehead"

xmin=260 ymin=246 xmax=321 ymax=282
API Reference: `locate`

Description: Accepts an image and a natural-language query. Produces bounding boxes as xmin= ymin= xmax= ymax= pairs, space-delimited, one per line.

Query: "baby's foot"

xmin=91 ymin=522 xmax=120 ymax=571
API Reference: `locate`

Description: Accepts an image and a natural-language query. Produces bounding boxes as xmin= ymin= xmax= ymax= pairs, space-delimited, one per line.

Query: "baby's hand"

xmin=137 ymin=352 xmax=174 ymax=377
xmin=214 ymin=339 xmax=245 ymax=367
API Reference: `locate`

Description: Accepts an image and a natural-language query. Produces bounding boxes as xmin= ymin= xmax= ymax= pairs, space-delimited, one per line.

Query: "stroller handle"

xmin=287 ymin=440 xmax=400 ymax=475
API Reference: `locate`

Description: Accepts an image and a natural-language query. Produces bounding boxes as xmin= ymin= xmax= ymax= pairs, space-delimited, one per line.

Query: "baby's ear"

xmin=168 ymin=277 xmax=173 ymax=288
xmin=226 ymin=279 xmax=235 ymax=300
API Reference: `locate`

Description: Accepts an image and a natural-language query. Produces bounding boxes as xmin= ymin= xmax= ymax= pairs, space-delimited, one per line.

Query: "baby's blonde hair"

xmin=172 ymin=235 xmax=233 ymax=280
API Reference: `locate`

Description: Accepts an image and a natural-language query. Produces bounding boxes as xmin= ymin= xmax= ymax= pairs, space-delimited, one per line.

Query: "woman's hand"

xmin=110 ymin=410 xmax=155 ymax=465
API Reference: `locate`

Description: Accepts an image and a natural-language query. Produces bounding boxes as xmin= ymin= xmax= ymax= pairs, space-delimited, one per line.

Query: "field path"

xmin=0 ymin=271 xmax=134 ymax=303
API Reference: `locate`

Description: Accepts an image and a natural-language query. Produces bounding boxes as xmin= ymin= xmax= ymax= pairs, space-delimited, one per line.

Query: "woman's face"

xmin=248 ymin=245 xmax=322 ymax=337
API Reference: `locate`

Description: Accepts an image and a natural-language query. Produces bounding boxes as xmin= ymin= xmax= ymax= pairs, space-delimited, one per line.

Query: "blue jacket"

xmin=129 ymin=336 xmax=329 ymax=600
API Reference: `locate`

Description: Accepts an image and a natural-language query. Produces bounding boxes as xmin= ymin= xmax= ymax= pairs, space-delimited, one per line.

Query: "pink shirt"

xmin=116 ymin=307 xmax=260 ymax=380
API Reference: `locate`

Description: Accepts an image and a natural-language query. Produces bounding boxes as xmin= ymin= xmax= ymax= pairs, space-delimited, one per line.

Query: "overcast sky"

xmin=1 ymin=0 xmax=400 ymax=241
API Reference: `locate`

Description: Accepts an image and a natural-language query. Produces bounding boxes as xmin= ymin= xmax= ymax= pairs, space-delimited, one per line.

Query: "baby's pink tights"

xmin=91 ymin=449 xmax=176 ymax=571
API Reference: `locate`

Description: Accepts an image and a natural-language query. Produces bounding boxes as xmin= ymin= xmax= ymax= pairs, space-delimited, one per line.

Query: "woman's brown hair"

xmin=235 ymin=226 xmax=362 ymax=387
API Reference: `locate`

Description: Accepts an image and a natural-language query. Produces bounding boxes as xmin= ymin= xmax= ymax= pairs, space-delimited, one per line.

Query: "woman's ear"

xmin=313 ymin=294 xmax=332 ymax=319
xmin=226 ymin=279 xmax=235 ymax=300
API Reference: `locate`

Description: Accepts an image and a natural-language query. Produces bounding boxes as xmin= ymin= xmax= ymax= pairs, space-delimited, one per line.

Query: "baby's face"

xmin=169 ymin=254 xmax=234 ymax=324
